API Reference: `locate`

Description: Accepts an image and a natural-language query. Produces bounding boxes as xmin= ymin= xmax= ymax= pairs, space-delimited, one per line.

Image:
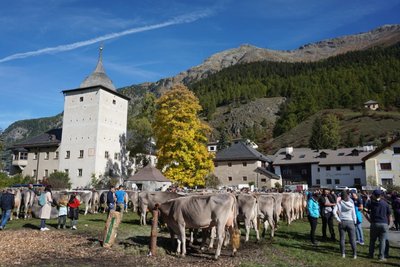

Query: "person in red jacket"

xmin=67 ymin=193 xmax=81 ymax=230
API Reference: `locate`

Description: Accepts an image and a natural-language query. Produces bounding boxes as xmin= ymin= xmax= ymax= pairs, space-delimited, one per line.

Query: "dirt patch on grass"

xmin=0 ymin=229 xmax=278 ymax=267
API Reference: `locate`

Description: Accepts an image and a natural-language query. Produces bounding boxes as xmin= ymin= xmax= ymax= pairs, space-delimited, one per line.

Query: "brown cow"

xmin=237 ymin=194 xmax=259 ymax=242
xmin=159 ymin=193 xmax=240 ymax=259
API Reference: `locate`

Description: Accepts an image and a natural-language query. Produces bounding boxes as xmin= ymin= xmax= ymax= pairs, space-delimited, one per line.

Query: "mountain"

xmin=140 ymin=24 xmax=400 ymax=93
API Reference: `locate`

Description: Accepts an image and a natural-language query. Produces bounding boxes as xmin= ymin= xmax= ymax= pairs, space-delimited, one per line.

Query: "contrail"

xmin=0 ymin=10 xmax=212 ymax=63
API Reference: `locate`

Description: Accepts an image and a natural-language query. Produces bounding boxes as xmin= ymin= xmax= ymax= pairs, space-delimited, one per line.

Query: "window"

xmin=65 ymin=169 xmax=69 ymax=175
xmin=79 ymin=150 xmax=84 ymax=158
xmin=228 ymin=162 xmax=232 ymax=167
xmin=20 ymin=152 xmax=28 ymax=160
xmin=105 ymin=151 xmax=109 ymax=159
xmin=380 ymin=163 xmax=392 ymax=170
xmin=336 ymin=166 xmax=341 ymax=171
xmin=242 ymin=162 xmax=247 ymax=167
xmin=381 ymin=179 xmax=393 ymax=186
xmin=209 ymin=146 xmax=215 ymax=151
xmin=66 ymin=151 xmax=70 ymax=159
xmin=33 ymin=152 xmax=38 ymax=160
xmin=394 ymin=147 xmax=400 ymax=154
xmin=54 ymin=151 xmax=59 ymax=159
xmin=228 ymin=177 xmax=232 ymax=181
xmin=214 ymin=162 xmax=218 ymax=167
xmin=80 ymin=97 xmax=84 ymax=102
xmin=243 ymin=176 xmax=247 ymax=181
xmin=362 ymin=164 xmax=365 ymax=170
xmin=318 ymin=168 xmax=320 ymax=172
xmin=78 ymin=169 xmax=83 ymax=177
xmin=112 ymin=99 xmax=116 ymax=105
xmin=301 ymin=169 xmax=307 ymax=175
xmin=326 ymin=166 xmax=331 ymax=171
xmin=354 ymin=178 xmax=361 ymax=185
xmin=316 ymin=179 xmax=320 ymax=185
xmin=114 ymin=153 xmax=119 ymax=160
xmin=261 ymin=162 xmax=266 ymax=168
xmin=299 ymin=154 xmax=305 ymax=158
xmin=326 ymin=179 xmax=332 ymax=184
xmin=350 ymin=165 xmax=354 ymax=170
xmin=33 ymin=169 xmax=37 ymax=177
xmin=261 ymin=178 xmax=266 ymax=182
xmin=44 ymin=152 xmax=49 ymax=160
xmin=53 ymin=169 xmax=57 ymax=173
xmin=44 ymin=169 xmax=48 ymax=177
xmin=335 ymin=179 xmax=340 ymax=184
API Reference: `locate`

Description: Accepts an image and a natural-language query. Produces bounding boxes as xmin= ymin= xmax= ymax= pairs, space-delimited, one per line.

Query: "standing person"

xmin=57 ymin=196 xmax=68 ymax=229
xmin=391 ymin=192 xmax=400 ymax=231
xmin=115 ymin=185 xmax=126 ymax=213
xmin=39 ymin=185 xmax=53 ymax=231
xmin=67 ymin=193 xmax=80 ymax=230
xmin=319 ymin=189 xmax=336 ymax=241
xmin=307 ymin=192 xmax=320 ymax=246
xmin=106 ymin=186 xmax=116 ymax=217
xmin=351 ymin=191 xmax=365 ymax=245
xmin=365 ymin=190 xmax=391 ymax=261
xmin=0 ymin=189 xmax=15 ymax=230
xmin=333 ymin=191 xmax=357 ymax=259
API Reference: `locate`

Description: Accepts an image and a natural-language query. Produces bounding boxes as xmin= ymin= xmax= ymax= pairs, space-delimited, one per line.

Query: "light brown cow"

xmin=237 ymin=194 xmax=259 ymax=242
xmin=257 ymin=194 xmax=276 ymax=238
xmin=138 ymin=191 xmax=182 ymax=225
xmin=159 ymin=193 xmax=240 ymax=260
xmin=11 ymin=189 xmax=21 ymax=220
xmin=126 ymin=191 xmax=139 ymax=212
xmin=281 ymin=193 xmax=295 ymax=225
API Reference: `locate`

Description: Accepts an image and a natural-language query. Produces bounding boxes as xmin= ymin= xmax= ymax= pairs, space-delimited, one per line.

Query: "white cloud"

xmin=0 ymin=9 xmax=213 ymax=63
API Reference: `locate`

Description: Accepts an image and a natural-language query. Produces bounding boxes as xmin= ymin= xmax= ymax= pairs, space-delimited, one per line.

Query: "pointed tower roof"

xmin=80 ymin=46 xmax=116 ymax=90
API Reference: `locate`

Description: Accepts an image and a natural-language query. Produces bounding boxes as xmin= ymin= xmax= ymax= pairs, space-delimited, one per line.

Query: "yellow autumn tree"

xmin=153 ymin=84 xmax=214 ymax=187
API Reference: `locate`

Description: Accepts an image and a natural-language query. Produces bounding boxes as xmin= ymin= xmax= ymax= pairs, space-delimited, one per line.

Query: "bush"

xmin=44 ymin=171 xmax=71 ymax=190
xmin=0 ymin=173 xmax=33 ymax=188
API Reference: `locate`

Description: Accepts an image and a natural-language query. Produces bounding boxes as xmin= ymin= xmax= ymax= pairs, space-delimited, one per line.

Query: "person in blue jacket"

xmin=0 ymin=189 xmax=15 ymax=230
xmin=307 ymin=192 xmax=320 ymax=245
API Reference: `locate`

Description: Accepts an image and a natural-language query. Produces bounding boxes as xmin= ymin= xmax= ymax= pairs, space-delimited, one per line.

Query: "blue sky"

xmin=0 ymin=0 xmax=399 ymax=130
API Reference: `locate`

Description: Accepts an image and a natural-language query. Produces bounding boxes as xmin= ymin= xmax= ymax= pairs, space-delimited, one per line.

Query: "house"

xmin=213 ymin=141 xmax=281 ymax=189
xmin=10 ymin=48 xmax=130 ymax=188
xmin=125 ymin=165 xmax=171 ymax=191
xmin=364 ymin=100 xmax=379 ymax=110
xmin=273 ymin=146 xmax=373 ymax=188
xmin=362 ymin=136 xmax=400 ymax=187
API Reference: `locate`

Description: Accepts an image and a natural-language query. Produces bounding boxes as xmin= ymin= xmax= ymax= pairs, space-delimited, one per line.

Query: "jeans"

xmin=0 ymin=209 xmax=12 ymax=228
xmin=58 ymin=215 xmax=67 ymax=227
xmin=322 ymin=212 xmax=335 ymax=240
xmin=369 ymin=223 xmax=389 ymax=259
xmin=355 ymin=222 xmax=364 ymax=243
xmin=308 ymin=215 xmax=318 ymax=244
xmin=40 ymin=219 xmax=46 ymax=229
xmin=339 ymin=220 xmax=357 ymax=256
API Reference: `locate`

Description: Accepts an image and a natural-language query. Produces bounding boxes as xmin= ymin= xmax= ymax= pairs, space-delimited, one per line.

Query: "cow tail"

xmin=231 ymin=194 xmax=241 ymax=250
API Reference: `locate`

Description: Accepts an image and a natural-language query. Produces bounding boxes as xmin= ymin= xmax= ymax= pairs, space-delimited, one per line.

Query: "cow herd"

xmin=4 ymin=188 xmax=307 ymax=259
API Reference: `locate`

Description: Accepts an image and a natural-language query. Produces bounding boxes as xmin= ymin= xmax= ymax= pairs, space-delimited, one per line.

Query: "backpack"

xmin=38 ymin=193 xmax=46 ymax=207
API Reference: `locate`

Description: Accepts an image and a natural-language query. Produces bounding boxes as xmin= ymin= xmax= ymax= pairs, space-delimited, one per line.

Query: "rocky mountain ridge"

xmin=145 ymin=24 xmax=400 ymax=93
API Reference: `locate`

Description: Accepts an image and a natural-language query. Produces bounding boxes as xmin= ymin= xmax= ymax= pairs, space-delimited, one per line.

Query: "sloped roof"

xmin=273 ymin=147 xmax=372 ymax=166
xmin=364 ymin=100 xmax=378 ymax=105
xmin=127 ymin=165 xmax=170 ymax=182
xmin=215 ymin=141 xmax=272 ymax=162
xmin=255 ymin=167 xmax=281 ymax=180
xmin=80 ymin=47 xmax=116 ymax=90
xmin=362 ymin=136 xmax=400 ymax=161
xmin=12 ymin=128 xmax=62 ymax=148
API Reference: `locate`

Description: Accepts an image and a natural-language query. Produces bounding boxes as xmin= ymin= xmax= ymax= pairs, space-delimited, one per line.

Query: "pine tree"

xmin=153 ymin=84 xmax=214 ymax=187
xmin=309 ymin=114 xmax=340 ymax=149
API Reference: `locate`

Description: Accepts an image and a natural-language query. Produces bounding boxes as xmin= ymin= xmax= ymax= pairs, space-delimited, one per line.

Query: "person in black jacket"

xmin=0 ymin=189 xmax=15 ymax=230
xmin=106 ymin=186 xmax=116 ymax=217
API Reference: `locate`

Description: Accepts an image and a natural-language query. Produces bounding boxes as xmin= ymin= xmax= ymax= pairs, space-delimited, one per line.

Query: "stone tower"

xmin=59 ymin=48 xmax=129 ymax=188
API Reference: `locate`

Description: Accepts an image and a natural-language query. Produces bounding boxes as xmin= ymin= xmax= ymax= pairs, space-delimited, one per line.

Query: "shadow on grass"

xmin=22 ymin=223 xmax=39 ymax=230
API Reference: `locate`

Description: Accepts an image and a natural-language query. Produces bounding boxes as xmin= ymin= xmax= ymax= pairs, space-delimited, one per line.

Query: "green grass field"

xmin=3 ymin=211 xmax=399 ymax=267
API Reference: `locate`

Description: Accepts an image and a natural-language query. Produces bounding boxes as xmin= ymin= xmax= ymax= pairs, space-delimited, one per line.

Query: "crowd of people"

xmin=306 ymin=188 xmax=399 ymax=262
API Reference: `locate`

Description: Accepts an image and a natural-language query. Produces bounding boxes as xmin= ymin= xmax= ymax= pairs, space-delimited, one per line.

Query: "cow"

xmin=138 ymin=191 xmax=182 ymax=225
xmin=237 ymin=194 xmax=259 ymax=242
xmin=76 ymin=191 xmax=93 ymax=215
xmin=90 ymin=190 xmax=100 ymax=214
xmin=158 ymin=193 xmax=240 ymax=260
xmin=10 ymin=189 xmax=21 ymax=220
xmin=21 ymin=189 xmax=36 ymax=219
xmin=281 ymin=193 xmax=295 ymax=225
xmin=257 ymin=194 xmax=276 ymax=238
xmin=126 ymin=190 xmax=139 ymax=213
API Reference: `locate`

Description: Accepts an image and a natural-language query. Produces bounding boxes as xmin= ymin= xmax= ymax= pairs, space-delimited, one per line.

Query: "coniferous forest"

xmin=190 ymin=43 xmax=400 ymax=137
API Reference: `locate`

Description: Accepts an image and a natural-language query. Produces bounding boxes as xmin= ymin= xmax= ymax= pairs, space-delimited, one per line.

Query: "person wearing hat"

xmin=364 ymin=189 xmax=391 ymax=261
xmin=333 ymin=191 xmax=357 ymax=259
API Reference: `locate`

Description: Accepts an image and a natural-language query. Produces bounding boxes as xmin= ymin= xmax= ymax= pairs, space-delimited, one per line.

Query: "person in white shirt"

xmin=333 ymin=191 xmax=357 ymax=259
